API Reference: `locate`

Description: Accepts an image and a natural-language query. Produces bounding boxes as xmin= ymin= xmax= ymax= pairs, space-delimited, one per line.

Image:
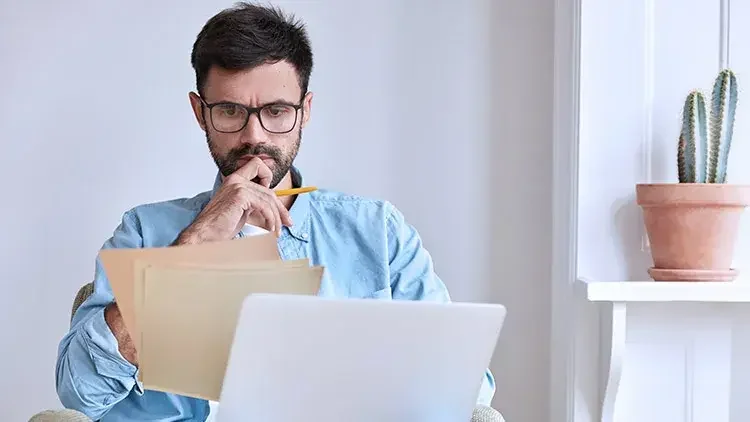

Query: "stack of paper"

xmin=98 ymin=233 xmax=324 ymax=401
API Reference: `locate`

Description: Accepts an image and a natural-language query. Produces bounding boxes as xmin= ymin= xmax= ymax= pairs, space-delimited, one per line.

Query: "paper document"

xmin=140 ymin=264 xmax=323 ymax=401
xmin=97 ymin=233 xmax=324 ymax=401
xmin=131 ymin=258 xmax=312 ymax=356
xmin=98 ymin=234 xmax=282 ymax=355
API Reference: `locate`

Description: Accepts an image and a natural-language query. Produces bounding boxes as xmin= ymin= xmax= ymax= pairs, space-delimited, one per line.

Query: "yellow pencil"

xmin=275 ymin=186 xmax=318 ymax=197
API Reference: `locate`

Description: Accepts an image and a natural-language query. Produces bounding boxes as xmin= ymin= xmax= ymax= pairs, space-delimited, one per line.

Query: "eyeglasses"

xmin=199 ymin=97 xmax=303 ymax=134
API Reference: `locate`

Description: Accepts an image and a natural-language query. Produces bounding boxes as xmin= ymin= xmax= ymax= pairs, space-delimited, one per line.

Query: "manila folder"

xmin=132 ymin=257 xmax=311 ymax=369
xmin=139 ymin=265 xmax=324 ymax=401
xmin=99 ymin=233 xmax=282 ymax=356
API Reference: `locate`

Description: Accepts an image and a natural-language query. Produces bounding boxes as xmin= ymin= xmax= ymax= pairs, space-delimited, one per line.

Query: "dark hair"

xmin=190 ymin=2 xmax=313 ymax=99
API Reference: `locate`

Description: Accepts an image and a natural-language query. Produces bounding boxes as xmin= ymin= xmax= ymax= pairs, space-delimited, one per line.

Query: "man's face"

xmin=189 ymin=61 xmax=313 ymax=188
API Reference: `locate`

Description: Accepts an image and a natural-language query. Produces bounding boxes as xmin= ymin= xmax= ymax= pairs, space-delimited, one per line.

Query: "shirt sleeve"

xmin=55 ymin=210 xmax=145 ymax=419
xmin=384 ymin=202 xmax=497 ymax=407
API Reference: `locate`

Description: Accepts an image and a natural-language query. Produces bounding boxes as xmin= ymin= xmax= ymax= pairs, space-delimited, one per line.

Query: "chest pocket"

xmin=361 ymin=286 xmax=393 ymax=300
xmin=317 ymin=270 xmax=392 ymax=300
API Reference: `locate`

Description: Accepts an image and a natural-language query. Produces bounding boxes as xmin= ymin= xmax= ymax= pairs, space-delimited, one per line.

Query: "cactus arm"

xmin=708 ymin=69 xmax=738 ymax=183
xmin=678 ymin=91 xmax=703 ymax=183
xmin=695 ymin=92 xmax=708 ymax=182
xmin=717 ymin=70 xmax=738 ymax=183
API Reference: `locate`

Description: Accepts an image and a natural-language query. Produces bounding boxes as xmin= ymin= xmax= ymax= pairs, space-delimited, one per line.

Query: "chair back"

xmin=71 ymin=282 xmax=94 ymax=322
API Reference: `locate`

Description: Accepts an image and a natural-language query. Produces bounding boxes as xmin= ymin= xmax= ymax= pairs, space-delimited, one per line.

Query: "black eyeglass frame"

xmin=199 ymin=96 xmax=304 ymax=134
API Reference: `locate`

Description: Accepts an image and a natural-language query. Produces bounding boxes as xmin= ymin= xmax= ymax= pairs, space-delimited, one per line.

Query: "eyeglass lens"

xmin=211 ymin=103 xmax=297 ymax=133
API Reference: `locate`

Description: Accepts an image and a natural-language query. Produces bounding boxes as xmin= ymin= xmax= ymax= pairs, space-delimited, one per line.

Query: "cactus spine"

xmin=677 ymin=69 xmax=738 ymax=183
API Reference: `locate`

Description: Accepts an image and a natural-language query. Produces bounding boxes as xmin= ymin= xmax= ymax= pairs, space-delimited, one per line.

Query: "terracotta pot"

xmin=636 ymin=183 xmax=750 ymax=281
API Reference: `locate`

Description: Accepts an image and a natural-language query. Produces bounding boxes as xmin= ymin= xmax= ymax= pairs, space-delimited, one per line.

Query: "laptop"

xmin=213 ymin=294 xmax=506 ymax=422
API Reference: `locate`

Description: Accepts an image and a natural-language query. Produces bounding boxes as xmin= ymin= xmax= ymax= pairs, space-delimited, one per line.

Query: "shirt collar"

xmin=210 ymin=166 xmax=311 ymax=242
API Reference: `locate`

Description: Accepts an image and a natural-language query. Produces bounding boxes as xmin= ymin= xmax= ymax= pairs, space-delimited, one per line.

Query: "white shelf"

xmin=577 ymin=277 xmax=750 ymax=303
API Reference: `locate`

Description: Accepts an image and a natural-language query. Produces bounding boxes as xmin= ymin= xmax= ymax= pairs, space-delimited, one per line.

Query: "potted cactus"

xmin=636 ymin=69 xmax=750 ymax=281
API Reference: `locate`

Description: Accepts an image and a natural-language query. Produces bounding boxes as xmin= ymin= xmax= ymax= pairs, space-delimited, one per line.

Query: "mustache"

xmin=227 ymin=144 xmax=283 ymax=163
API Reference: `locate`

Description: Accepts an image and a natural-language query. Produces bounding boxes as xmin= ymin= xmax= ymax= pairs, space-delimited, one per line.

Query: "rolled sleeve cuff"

xmin=84 ymin=308 xmax=144 ymax=395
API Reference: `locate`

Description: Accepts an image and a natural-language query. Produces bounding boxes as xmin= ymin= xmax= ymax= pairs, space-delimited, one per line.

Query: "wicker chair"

xmin=70 ymin=282 xmax=94 ymax=323
xmin=29 ymin=283 xmax=505 ymax=422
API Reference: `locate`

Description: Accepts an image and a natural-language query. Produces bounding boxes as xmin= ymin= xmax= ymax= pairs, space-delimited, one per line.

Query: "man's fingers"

xmin=230 ymin=157 xmax=261 ymax=183
xmin=249 ymin=189 xmax=282 ymax=237
xmin=274 ymin=195 xmax=294 ymax=227
xmin=254 ymin=199 xmax=278 ymax=234
xmin=254 ymin=162 xmax=273 ymax=188
xmin=268 ymin=193 xmax=283 ymax=236
xmin=233 ymin=157 xmax=273 ymax=188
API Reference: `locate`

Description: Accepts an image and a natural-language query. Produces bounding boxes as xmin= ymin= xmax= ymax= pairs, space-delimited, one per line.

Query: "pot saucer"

xmin=648 ymin=267 xmax=738 ymax=282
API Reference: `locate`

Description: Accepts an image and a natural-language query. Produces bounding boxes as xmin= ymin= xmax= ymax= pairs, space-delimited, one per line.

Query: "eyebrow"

xmin=263 ymin=99 xmax=298 ymax=106
xmin=206 ymin=98 xmax=298 ymax=107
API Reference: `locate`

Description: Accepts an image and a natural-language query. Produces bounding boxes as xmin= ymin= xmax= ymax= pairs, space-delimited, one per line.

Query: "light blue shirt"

xmin=55 ymin=168 xmax=496 ymax=421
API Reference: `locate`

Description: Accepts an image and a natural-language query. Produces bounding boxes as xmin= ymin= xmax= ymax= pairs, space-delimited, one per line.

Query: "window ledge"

xmin=576 ymin=277 xmax=750 ymax=303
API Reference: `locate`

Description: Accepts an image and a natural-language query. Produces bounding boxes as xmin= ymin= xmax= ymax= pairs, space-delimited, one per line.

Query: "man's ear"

xmin=300 ymin=91 xmax=313 ymax=128
xmin=188 ymin=92 xmax=207 ymax=131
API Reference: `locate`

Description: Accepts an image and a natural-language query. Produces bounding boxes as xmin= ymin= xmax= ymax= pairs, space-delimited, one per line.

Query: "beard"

xmin=207 ymin=129 xmax=301 ymax=189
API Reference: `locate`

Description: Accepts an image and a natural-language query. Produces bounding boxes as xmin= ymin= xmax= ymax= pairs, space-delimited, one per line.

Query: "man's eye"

xmin=267 ymin=106 xmax=291 ymax=116
xmin=220 ymin=107 xmax=238 ymax=117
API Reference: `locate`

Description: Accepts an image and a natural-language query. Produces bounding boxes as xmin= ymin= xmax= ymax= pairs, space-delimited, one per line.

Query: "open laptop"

xmin=213 ymin=294 xmax=506 ymax=422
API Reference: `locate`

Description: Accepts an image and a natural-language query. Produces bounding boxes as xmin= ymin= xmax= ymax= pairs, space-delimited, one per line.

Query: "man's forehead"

xmin=202 ymin=61 xmax=302 ymax=104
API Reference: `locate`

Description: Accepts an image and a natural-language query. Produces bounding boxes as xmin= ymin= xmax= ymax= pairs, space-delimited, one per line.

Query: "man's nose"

xmin=241 ymin=112 xmax=266 ymax=142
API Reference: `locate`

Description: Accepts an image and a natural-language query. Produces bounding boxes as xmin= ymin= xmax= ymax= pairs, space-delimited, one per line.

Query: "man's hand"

xmin=176 ymin=157 xmax=293 ymax=244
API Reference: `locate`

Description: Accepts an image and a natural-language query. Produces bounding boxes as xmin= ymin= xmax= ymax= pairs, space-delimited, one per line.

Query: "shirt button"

xmin=301 ymin=233 xmax=308 ymax=239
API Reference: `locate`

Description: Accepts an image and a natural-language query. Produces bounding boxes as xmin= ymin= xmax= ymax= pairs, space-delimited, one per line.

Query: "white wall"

xmin=577 ymin=0 xmax=750 ymax=420
xmin=0 ymin=0 xmax=554 ymax=420
xmin=579 ymin=0 xmax=750 ymax=282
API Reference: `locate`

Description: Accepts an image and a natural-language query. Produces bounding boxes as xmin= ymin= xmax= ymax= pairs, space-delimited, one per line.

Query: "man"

xmin=54 ymin=3 xmax=496 ymax=421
